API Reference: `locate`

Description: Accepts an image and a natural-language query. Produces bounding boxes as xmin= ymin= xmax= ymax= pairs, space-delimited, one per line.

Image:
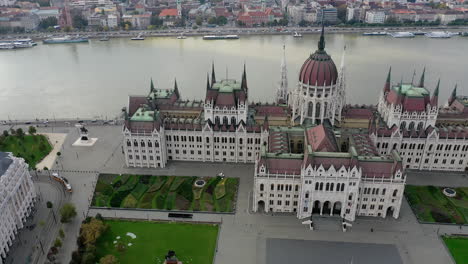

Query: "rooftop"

xmin=212 ymin=79 xmax=242 ymax=93
xmin=392 ymin=83 xmax=429 ymax=98
xmin=130 ymin=107 xmax=156 ymax=122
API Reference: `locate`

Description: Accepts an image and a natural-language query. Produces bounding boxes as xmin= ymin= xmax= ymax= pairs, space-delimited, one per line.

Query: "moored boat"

xmin=99 ymin=36 xmax=110 ymax=41
xmin=293 ymin=31 xmax=303 ymax=38
xmin=425 ymin=31 xmax=452 ymax=38
xmin=203 ymin=35 xmax=239 ymax=40
xmin=362 ymin=31 xmax=387 ymax=36
xmin=390 ymin=32 xmax=415 ymax=38
xmin=131 ymin=33 xmax=145 ymax=40
xmin=43 ymin=35 xmax=89 ymax=44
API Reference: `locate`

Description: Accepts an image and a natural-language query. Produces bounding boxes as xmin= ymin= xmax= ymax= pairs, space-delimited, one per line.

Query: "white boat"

xmin=390 ymin=32 xmax=415 ymax=38
xmin=177 ymin=33 xmax=186 ymax=39
xmin=203 ymin=35 xmax=239 ymax=40
xmin=293 ymin=31 xmax=303 ymax=38
xmin=425 ymin=31 xmax=452 ymax=38
xmin=131 ymin=33 xmax=145 ymax=40
xmin=0 ymin=42 xmax=15 ymax=49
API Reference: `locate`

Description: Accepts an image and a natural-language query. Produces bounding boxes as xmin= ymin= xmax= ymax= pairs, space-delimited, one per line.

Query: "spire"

xmin=241 ymin=63 xmax=248 ymax=92
xmin=211 ymin=61 xmax=216 ymax=87
xmin=419 ymin=67 xmax=426 ymax=87
xmin=277 ymin=44 xmax=288 ymax=104
xmin=262 ymin=115 xmax=269 ymax=131
xmin=384 ymin=67 xmax=391 ymax=94
xmin=174 ymin=78 xmax=180 ymax=98
xmin=430 ymin=79 xmax=440 ymax=106
xmin=449 ymin=84 xmax=457 ymax=105
xmin=150 ymin=78 xmax=155 ymax=93
xmin=318 ymin=10 xmax=325 ymax=51
xmin=206 ymin=72 xmax=210 ymax=90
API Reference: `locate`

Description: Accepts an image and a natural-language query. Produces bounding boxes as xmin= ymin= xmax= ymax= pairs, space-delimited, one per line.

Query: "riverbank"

xmin=1 ymin=25 xmax=468 ymax=41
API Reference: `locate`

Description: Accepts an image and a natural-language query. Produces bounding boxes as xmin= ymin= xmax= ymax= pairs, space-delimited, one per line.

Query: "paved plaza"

xmin=266 ymin=239 xmax=403 ymax=264
xmin=2 ymin=124 xmax=468 ymax=264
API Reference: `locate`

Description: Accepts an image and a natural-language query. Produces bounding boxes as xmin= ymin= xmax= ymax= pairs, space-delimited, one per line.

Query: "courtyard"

xmin=95 ymin=220 xmax=219 ymax=264
xmin=92 ymin=173 xmax=239 ymax=212
xmin=405 ymin=185 xmax=468 ymax=224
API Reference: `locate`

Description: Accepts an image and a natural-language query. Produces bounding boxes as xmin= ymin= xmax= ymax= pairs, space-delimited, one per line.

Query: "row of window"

xmin=312 ymin=182 xmax=346 ymax=192
xmin=259 ymin=184 xmax=300 ymax=192
xmin=269 ymin=200 xmax=298 ymax=206
xmin=362 ymin=187 xmax=387 ymax=196
xmin=128 ymin=155 xmax=161 ymax=161
xmin=167 ymin=149 xmax=255 ymax=158
xmin=361 ymin=204 xmax=384 ymax=210
xmin=379 ymin=141 xmax=468 ymax=152
xmin=127 ymin=140 xmax=160 ymax=148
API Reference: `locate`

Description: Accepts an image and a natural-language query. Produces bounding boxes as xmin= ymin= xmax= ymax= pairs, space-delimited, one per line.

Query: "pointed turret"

xmin=174 ymin=78 xmax=180 ymax=98
xmin=449 ymin=84 xmax=457 ymax=105
xmin=430 ymin=79 xmax=440 ymax=106
xmin=241 ymin=63 xmax=248 ymax=93
xmin=206 ymin=73 xmax=210 ymax=90
xmin=419 ymin=67 xmax=426 ymax=87
xmin=384 ymin=67 xmax=391 ymax=94
xmin=262 ymin=115 xmax=269 ymax=131
xmin=150 ymin=78 xmax=155 ymax=93
xmin=211 ymin=62 xmax=216 ymax=87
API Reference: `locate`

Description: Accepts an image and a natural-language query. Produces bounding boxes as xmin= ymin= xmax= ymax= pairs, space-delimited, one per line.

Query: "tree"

xmin=337 ymin=4 xmax=347 ymax=23
xmin=100 ymin=255 xmax=119 ymax=264
xmin=60 ymin=203 xmax=77 ymax=223
xmin=3 ymin=130 xmax=9 ymax=137
xmin=28 ymin=126 xmax=36 ymax=135
xmin=39 ymin=17 xmax=58 ymax=30
xmin=73 ymin=15 xmax=88 ymax=29
xmin=63 ymin=26 xmax=72 ymax=32
xmin=16 ymin=128 xmax=24 ymax=138
xmin=207 ymin=17 xmax=217 ymax=25
xmin=216 ymin=16 xmax=227 ymax=25
xmin=54 ymin=238 xmax=62 ymax=248
xmin=59 ymin=228 xmax=65 ymax=238
xmin=81 ymin=252 xmax=96 ymax=264
xmin=47 ymin=201 xmax=53 ymax=208
xmin=150 ymin=15 xmax=163 ymax=26
xmin=80 ymin=218 xmax=108 ymax=245
xmin=195 ymin=16 xmax=203 ymax=26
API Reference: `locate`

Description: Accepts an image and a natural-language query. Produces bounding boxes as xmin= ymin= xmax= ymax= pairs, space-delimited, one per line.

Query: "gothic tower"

xmin=276 ymin=44 xmax=288 ymax=104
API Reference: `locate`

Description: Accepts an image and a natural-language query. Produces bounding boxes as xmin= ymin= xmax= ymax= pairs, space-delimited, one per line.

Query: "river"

xmin=0 ymin=33 xmax=467 ymax=120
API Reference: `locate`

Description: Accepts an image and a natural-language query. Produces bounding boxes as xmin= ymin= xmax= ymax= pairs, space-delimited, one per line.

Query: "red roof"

xmin=159 ymin=9 xmax=178 ymax=17
xmin=259 ymin=158 xmax=303 ymax=175
xmin=299 ymin=52 xmax=338 ymax=87
xmin=306 ymin=125 xmax=338 ymax=152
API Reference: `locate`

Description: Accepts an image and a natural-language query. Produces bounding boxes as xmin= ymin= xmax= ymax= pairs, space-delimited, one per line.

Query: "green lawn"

xmin=95 ymin=220 xmax=218 ymax=264
xmin=0 ymin=134 xmax=52 ymax=168
xmin=443 ymin=236 xmax=468 ymax=264
xmin=92 ymin=174 xmax=239 ymax=212
xmin=405 ymin=185 xmax=468 ymax=224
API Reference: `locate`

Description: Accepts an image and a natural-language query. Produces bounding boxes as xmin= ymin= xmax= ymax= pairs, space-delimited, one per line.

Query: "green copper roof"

xmin=266 ymin=152 xmax=304 ymax=159
xmin=130 ymin=107 xmax=157 ymax=122
xmin=392 ymin=83 xmax=429 ymax=98
xmin=456 ymin=96 xmax=468 ymax=107
xmin=212 ymin=79 xmax=242 ymax=93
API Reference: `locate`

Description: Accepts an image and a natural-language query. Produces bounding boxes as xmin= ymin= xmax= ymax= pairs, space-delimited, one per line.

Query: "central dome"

xmin=299 ymin=27 xmax=338 ymax=87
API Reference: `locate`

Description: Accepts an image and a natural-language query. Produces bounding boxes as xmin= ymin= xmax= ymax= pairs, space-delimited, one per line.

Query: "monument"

xmin=72 ymin=126 xmax=98 ymax=146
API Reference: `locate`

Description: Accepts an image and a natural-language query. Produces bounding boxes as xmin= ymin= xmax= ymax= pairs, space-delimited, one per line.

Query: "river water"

xmin=1 ymin=33 xmax=467 ymax=120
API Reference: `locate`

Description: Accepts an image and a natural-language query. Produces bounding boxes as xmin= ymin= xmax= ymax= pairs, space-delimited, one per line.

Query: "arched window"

xmin=295 ymin=185 xmax=299 ymax=192
xmin=400 ymin=121 xmax=406 ymax=130
xmin=417 ymin=122 xmax=424 ymax=131
xmin=315 ymin=182 xmax=319 ymax=190
xmin=127 ymin=140 xmax=131 ymax=147
xmin=336 ymin=183 xmax=340 ymax=191
xmin=393 ymin=190 xmax=398 ymax=197
xmin=270 ymin=184 xmax=274 ymax=191
xmin=408 ymin=122 xmax=415 ymax=130
xmin=148 ymin=141 xmax=153 ymax=148
xmin=231 ymin=116 xmax=236 ymax=125
xmin=393 ymin=143 xmax=397 ymax=150
xmin=223 ymin=116 xmax=228 ymax=125
xmin=330 ymin=183 xmax=334 ymax=191
xmin=155 ymin=141 xmax=159 ymax=148
xmin=326 ymin=183 xmax=330 ymax=191
xmin=133 ymin=140 xmax=138 ymax=147
xmin=341 ymin=184 xmax=345 ymax=192
xmin=305 ymin=191 xmax=309 ymax=199
xmin=382 ymin=188 xmax=386 ymax=195
xmin=315 ymin=102 xmax=321 ymax=118
xmin=140 ymin=141 xmax=145 ymax=147
xmin=260 ymin=184 xmax=264 ymax=191
xmin=215 ymin=116 xmax=220 ymax=124
xmin=319 ymin=182 xmax=323 ymax=190
xmin=307 ymin=102 xmax=313 ymax=117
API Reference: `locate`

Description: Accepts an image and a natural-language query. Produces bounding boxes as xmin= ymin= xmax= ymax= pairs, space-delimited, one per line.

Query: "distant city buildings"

xmin=0 ymin=152 xmax=36 ymax=264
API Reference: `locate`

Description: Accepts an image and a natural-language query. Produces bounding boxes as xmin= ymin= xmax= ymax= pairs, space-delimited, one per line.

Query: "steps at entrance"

xmin=310 ymin=216 xmax=343 ymax=231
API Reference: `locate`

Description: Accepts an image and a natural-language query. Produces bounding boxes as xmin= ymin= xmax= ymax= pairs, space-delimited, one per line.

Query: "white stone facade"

xmin=253 ymin=158 xmax=405 ymax=222
xmin=0 ymin=152 xmax=36 ymax=263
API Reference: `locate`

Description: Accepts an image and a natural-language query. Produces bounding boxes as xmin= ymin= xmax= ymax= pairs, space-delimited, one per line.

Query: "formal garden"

xmin=92 ymin=174 xmax=239 ymax=212
xmin=0 ymin=127 xmax=52 ymax=168
xmin=442 ymin=235 xmax=468 ymax=264
xmin=405 ymin=185 xmax=468 ymax=224
xmin=71 ymin=216 xmax=218 ymax=264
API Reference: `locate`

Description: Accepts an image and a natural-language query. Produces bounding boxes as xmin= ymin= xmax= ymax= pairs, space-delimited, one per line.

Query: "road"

xmin=1 ymin=25 xmax=468 ymax=41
